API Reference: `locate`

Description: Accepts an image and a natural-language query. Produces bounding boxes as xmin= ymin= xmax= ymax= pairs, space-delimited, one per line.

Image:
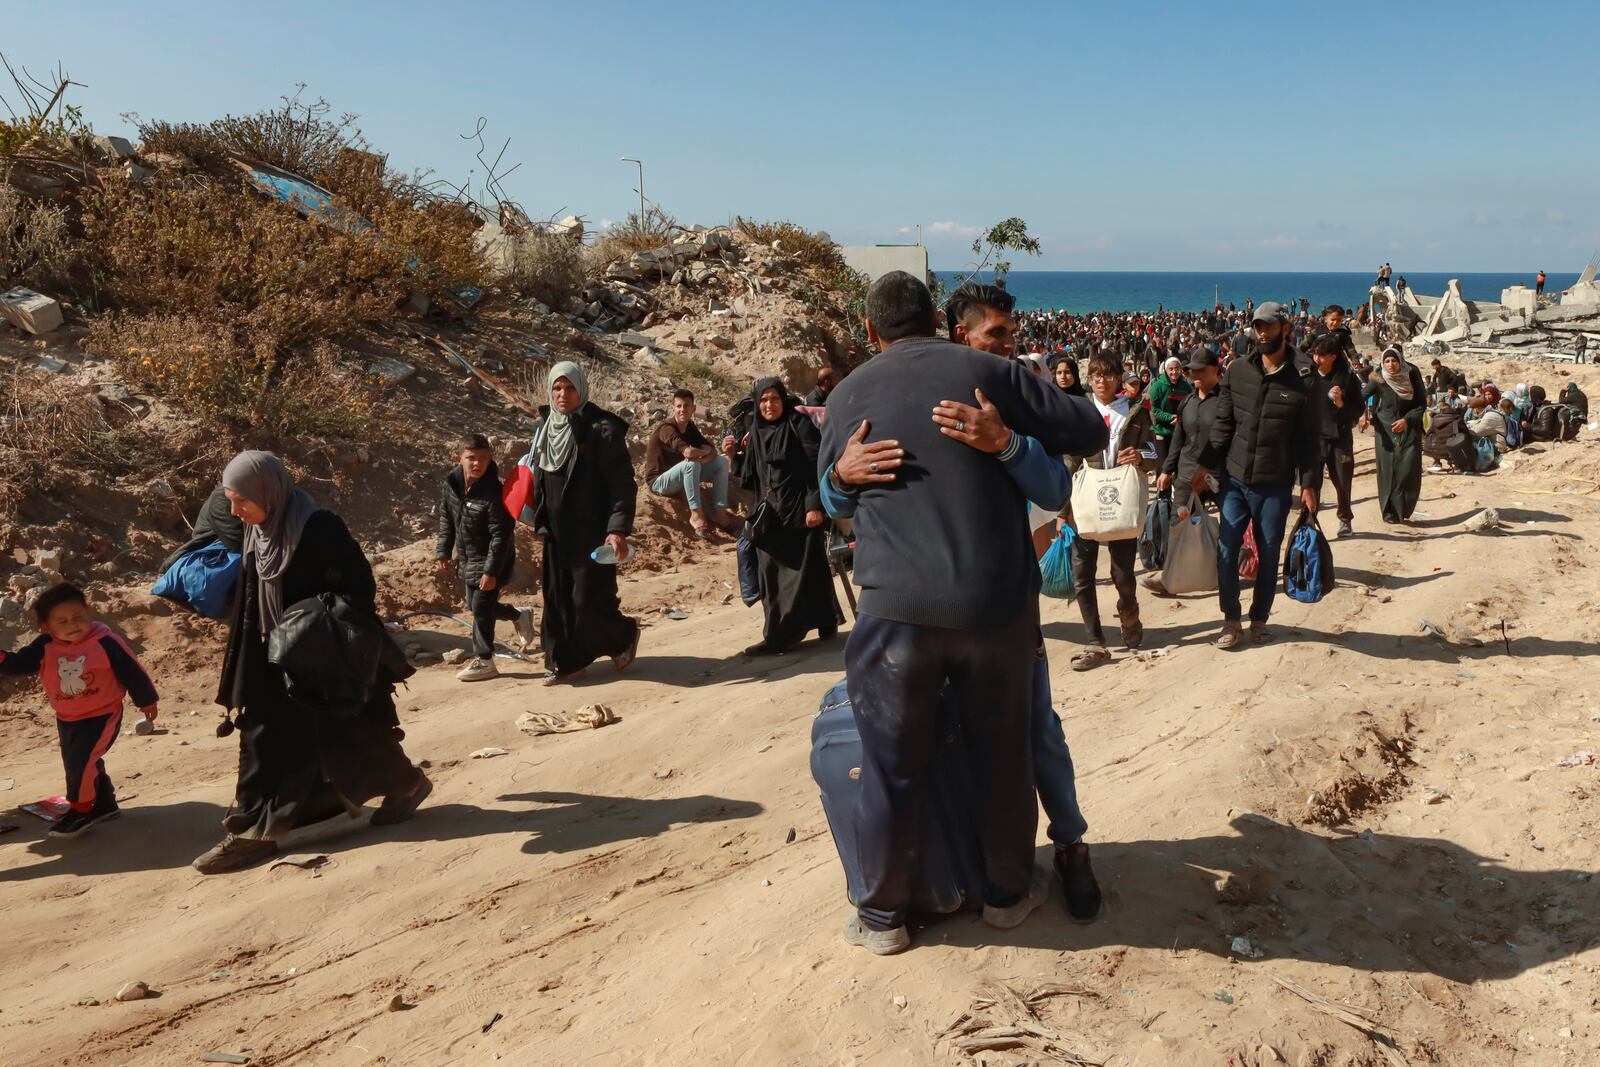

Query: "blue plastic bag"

xmin=736 ymin=535 xmax=761 ymax=606
xmin=1039 ymin=525 xmax=1077 ymax=600
xmin=151 ymin=541 xmax=241 ymax=619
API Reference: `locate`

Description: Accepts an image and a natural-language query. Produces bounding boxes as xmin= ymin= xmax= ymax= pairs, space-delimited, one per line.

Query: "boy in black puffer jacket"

xmin=436 ymin=434 xmax=535 ymax=681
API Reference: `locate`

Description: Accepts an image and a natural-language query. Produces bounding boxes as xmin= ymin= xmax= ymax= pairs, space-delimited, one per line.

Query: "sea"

xmin=933 ymin=271 xmax=1580 ymax=315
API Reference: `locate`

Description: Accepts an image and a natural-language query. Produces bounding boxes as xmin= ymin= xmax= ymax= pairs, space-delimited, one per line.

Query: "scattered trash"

xmin=516 ymin=705 xmax=616 ymax=736
xmin=470 ymin=747 xmax=509 ymax=760
xmin=1229 ymin=937 xmax=1264 ymax=959
xmin=892 ymin=993 xmax=908 ymax=1009
xmin=0 ymin=286 xmax=65 ymax=334
xmin=481 ymin=1011 xmax=504 ymax=1034
xmin=665 ymin=609 xmax=688 ymax=621
xmin=1462 ymin=508 xmax=1502 ymax=533
xmin=1213 ymin=989 xmax=1235 ymax=1004
xmin=77 ymin=995 xmax=100 ymax=1007
xmin=269 ymin=854 xmax=329 ymax=871
xmin=1417 ymin=619 xmax=1445 ymax=639
xmin=200 ymin=1053 xmax=252 ymax=1065
xmin=755 ymin=743 xmax=772 ymax=753
xmin=1423 ymin=786 xmax=1451 ymax=804
xmin=443 ymin=648 xmax=470 ymax=665
xmin=209 ymin=969 xmax=230 ymax=981
xmin=785 ymin=827 xmax=796 ymax=845
xmin=761 ymin=878 xmax=772 ymax=887
xmin=1556 ymin=749 xmax=1597 ymax=768
xmin=21 ymin=796 xmax=69 ymax=823
xmin=720 ymin=593 xmax=734 ymax=605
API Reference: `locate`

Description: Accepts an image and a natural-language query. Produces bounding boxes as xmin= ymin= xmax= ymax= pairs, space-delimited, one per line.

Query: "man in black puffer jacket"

xmin=1192 ymin=302 xmax=1322 ymax=648
xmin=436 ymin=434 xmax=535 ymax=681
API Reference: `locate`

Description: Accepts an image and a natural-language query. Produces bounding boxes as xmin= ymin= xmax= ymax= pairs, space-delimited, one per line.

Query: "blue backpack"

xmin=1039 ymin=524 xmax=1077 ymax=599
xmin=151 ymin=540 xmax=241 ymax=619
xmin=1503 ymin=409 xmax=1523 ymax=449
xmin=1282 ymin=511 xmax=1334 ymax=604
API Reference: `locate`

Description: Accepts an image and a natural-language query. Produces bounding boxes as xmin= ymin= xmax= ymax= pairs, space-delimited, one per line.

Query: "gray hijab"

xmin=537 ymin=361 xmax=590 ymax=472
xmin=1380 ymin=346 xmax=1415 ymax=402
xmin=223 ymin=451 xmax=318 ymax=635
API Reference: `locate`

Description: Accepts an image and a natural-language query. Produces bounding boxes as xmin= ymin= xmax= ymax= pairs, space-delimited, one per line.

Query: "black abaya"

xmin=1363 ymin=367 xmax=1426 ymax=522
xmin=737 ymin=382 xmax=841 ymax=648
xmin=216 ymin=510 xmax=420 ymax=841
xmin=531 ymin=404 xmax=639 ymax=675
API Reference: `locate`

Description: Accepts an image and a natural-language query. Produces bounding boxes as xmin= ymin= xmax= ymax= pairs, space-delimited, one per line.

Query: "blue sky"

xmin=6 ymin=1 xmax=1595 ymax=271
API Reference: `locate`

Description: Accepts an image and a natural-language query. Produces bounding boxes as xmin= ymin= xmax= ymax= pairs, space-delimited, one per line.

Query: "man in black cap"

xmin=1190 ymin=302 xmax=1321 ymax=647
xmin=1144 ymin=345 xmax=1222 ymax=595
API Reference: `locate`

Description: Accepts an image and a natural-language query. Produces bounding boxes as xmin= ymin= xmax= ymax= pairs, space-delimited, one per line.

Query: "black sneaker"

xmin=48 ymin=801 xmax=120 ymax=838
xmin=1053 ymin=842 xmax=1103 ymax=923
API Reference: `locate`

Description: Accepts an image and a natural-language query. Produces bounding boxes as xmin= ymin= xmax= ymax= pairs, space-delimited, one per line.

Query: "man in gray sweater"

xmin=818 ymin=272 xmax=1106 ymax=954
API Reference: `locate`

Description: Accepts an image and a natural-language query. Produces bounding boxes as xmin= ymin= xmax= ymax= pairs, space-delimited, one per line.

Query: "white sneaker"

xmin=456 ymin=658 xmax=498 ymax=682
xmin=514 ymin=608 xmax=537 ymax=650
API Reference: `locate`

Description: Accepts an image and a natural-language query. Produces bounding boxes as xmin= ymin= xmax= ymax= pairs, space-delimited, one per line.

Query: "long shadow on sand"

xmin=928 ymin=814 xmax=1599 ymax=985
xmin=0 ymin=800 xmax=228 ymax=883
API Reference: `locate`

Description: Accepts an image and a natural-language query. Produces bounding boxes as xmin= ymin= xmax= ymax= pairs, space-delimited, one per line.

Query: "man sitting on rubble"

xmin=645 ymin=388 xmax=737 ymax=538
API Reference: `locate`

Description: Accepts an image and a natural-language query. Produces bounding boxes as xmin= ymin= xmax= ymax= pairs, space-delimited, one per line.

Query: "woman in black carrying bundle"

xmin=193 ymin=451 xmax=429 ymax=874
xmin=733 ymin=377 xmax=841 ymax=656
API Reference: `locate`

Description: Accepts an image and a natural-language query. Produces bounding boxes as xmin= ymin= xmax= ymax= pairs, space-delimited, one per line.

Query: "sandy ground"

xmin=3 ymin=413 xmax=1600 ymax=1065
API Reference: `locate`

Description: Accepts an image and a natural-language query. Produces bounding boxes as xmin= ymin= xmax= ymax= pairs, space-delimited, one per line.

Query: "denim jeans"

xmin=1216 ymin=476 xmax=1293 ymax=625
xmin=1029 ymin=648 xmax=1087 ymax=847
xmin=650 ymin=456 xmax=728 ymax=512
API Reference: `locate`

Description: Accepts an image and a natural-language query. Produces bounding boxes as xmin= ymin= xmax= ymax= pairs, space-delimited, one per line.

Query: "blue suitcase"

xmin=809 ymin=678 xmax=985 ymax=915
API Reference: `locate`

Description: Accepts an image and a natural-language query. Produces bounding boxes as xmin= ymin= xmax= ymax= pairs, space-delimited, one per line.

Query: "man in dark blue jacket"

xmin=818 ymin=272 xmax=1106 ymax=954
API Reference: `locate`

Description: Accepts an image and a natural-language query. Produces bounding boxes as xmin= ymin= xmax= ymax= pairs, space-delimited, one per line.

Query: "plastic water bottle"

xmin=590 ymin=540 xmax=634 ymax=565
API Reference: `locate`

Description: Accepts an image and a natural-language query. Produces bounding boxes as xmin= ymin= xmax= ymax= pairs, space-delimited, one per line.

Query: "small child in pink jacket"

xmin=0 ymin=583 xmax=158 ymax=837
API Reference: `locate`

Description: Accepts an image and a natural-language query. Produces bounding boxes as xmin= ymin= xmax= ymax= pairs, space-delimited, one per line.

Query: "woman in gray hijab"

xmin=522 ymin=361 xmax=639 ymax=685
xmin=194 ymin=451 xmax=430 ymax=874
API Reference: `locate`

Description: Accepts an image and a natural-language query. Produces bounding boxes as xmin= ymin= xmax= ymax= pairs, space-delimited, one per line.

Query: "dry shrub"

xmin=85 ymin=178 xmax=482 ymax=345
xmin=88 ymin=313 xmax=385 ymax=439
xmin=132 ymin=120 xmax=231 ymax=167
xmin=0 ymin=370 xmax=104 ymax=507
xmin=602 ymin=205 xmax=680 ymax=256
xmin=733 ymin=217 xmax=846 ymax=273
xmin=0 ymin=180 xmax=76 ymax=286
xmin=506 ymin=228 xmax=583 ymax=306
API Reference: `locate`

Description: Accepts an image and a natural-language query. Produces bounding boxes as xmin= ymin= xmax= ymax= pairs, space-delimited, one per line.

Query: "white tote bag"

xmin=1070 ymin=463 xmax=1147 ymax=542
xmin=1160 ymin=494 xmax=1220 ymax=594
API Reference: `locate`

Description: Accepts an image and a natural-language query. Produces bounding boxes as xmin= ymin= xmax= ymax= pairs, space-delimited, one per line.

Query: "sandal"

xmin=542 ymin=669 xmax=587 ymax=687
xmin=612 ymin=627 xmax=641 ymax=673
xmin=1249 ymin=625 xmax=1273 ymax=645
xmin=1070 ymin=646 xmax=1111 ymax=671
xmin=1214 ymin=624 xmax=1244 ymax=650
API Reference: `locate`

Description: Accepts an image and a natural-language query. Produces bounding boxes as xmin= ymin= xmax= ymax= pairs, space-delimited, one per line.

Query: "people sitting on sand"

xmin=1466 ymin=397 xmax=1510 ymax=454
xmin=1560 ymin=380 xmax=1588 ymax=420
xmin=644 ymin=388 xmax=737 ymax=539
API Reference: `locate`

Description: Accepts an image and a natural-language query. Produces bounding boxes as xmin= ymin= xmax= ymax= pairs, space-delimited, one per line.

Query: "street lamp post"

xmin=620 ymin=157 xmax=644 ymax=224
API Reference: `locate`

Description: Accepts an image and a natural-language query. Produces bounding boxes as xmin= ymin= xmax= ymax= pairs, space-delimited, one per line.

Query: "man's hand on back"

xmin=930 ymin=389 xmax=1010 ymax=454
xmin=835 ymin=421 xmax=903 ymax=486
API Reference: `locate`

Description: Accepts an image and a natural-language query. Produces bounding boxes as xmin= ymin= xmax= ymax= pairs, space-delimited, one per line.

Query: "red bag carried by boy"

xmin=1238 ymin=520 xmax=1259 ymax=580
xmin=502 ymin=462 xmax=537 ymax=526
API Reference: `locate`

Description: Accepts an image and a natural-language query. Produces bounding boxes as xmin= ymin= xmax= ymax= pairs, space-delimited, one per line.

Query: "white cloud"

xmin=927 ymin=221 xmax=979 ymax=237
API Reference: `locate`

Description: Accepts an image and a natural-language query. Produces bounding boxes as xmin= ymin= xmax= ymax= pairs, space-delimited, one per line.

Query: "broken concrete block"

xmin=616 ymin=331 xmax=656 ymax=348
xmin=366 ymin=356 xmax=417 ymax=385
xmin=1501 ymin=285 xmax=1537 ymax=320
xmin=707 ymin=334 xmax=735 ymax=350
xmin=0 ymin=288 xmax=64 ymax=335
xmin=91 ymin=135 xmax=136 ymax=160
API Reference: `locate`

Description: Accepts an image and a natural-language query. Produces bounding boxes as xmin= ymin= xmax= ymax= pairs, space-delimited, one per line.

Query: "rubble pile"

xmin=1380 ymin=264 xmax=1600 ymax=364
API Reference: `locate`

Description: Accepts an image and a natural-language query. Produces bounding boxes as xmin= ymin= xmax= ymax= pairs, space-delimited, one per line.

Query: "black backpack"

xmin=1138 ymin=492 xmax=1172 ymax=570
